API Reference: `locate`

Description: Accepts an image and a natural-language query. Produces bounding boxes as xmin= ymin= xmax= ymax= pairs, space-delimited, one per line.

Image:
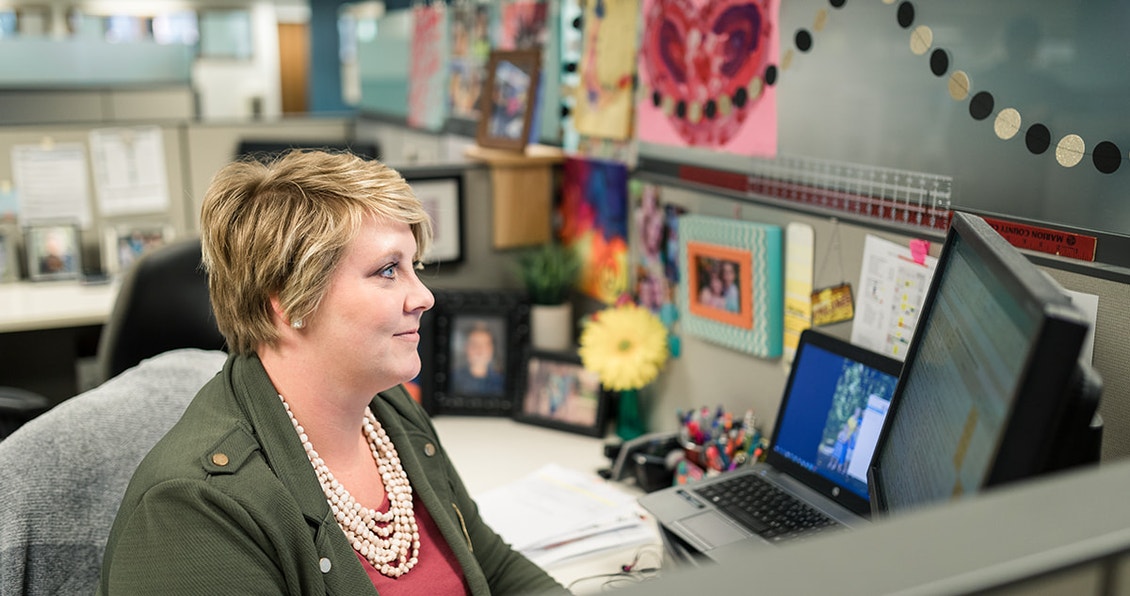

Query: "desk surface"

xmin=0 ymin=280 xmax=118 ymax=333
xmin=431 ymin=416 xmax=663 ymax=592
xmin=431 ymin=416 xmax=612 ymax=495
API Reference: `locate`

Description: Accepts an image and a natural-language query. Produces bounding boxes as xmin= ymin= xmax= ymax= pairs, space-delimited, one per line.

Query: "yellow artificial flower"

xmin=578 ymin=303 xmax=669 ymax=391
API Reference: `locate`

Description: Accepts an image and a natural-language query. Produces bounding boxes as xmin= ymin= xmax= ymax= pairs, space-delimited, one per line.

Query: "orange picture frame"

xmin=686 ymin=241 xmax=754 ymax=329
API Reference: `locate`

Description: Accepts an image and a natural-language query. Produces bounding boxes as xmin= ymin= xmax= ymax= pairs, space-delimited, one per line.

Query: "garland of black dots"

xmin=782 ymin=0 xmax=1123 ymax=175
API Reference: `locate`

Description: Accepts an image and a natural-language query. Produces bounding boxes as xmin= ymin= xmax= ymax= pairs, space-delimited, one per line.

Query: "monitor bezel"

xmin=868 ymin=211 xmax=1089 ymax=517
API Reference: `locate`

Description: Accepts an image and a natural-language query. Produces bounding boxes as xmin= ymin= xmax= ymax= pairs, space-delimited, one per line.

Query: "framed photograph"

xmin=678 ymin=214 xmax=784 ymax=359
xmin=25 ymin=223 xmax=82 ymax=281
xmin=687 ymin=242 xmax=753 ymax=329
xmin=476 ymin=49 xmax=541 ymax=151
xmin=102 ymin=223 xmax=176 ymax=275
xmin=425 ymin=289 xmax=531 ymax=416
xmin=407 ymin=171 xmax=464 ymax=266
xmin=515 ymin=350 xmax=610 ymax=437
xmin=0 ymin=225 xmax=18 ymax=282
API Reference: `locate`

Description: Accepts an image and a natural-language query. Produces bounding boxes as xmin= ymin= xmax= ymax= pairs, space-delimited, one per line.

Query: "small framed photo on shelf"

xmin=102 ymin=223 xmax=175 ymax=276
xmin=476 ymin=49 xmax=541 ymax=152
xmin=407 ymin=171 xmax=464 ymax=266
xmin=0 ymin=225 xmax=18 ymax=282
xmin=426 ymin=289 xmax=530 ymax=416
xmin=25 ymin=222 xmax=82 ymax=281
xmin=515 ymin=350 xmax=609 ymax=437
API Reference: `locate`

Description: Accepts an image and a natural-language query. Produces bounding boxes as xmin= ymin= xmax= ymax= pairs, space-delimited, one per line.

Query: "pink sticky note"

xmin=909 ymin=239 xmax=930 ymax=265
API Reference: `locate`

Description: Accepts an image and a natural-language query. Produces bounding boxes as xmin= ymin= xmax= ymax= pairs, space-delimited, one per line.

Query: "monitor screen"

xmin=868 ymin=212 xmax=1094 ymax=516
xmin=770 ymin=339 xmax=900 ymax=501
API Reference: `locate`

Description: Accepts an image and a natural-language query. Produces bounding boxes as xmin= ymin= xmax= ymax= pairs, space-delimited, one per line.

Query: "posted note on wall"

xmin=10 ymin=142 xmax=92 ymax=227
xmin=850 ymin=235 xmax=938 ymax=361
xmin=89 ymin=126 xmax=171 ymax=215
xmin=783 ymin=222 xmax=814 ymax=365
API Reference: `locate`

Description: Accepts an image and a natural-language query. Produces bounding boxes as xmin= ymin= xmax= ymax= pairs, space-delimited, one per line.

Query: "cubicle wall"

xmin=0 ymin=121 xmax=190 ymax=272
xmin=0 ymin=87 xmax=195 ymax=126
xmin=0 ymin=115 xmax=357 ymax=274
xmin=1 ymin=104 xmax=1127 ymax=461
xmin=356 ymin=117 xmax=1130 ymax=462
xmin=625 ymin=457 xmax=1130 ymax=595
xmin=635 ymin=182 xmax=1130 ymax=462
xmin=0 ymin=112 xmax=528 ymax=403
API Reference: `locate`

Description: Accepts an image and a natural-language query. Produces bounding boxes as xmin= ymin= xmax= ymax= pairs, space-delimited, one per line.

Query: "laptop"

xmin=638 ymin=329 xmax=902 ymax=564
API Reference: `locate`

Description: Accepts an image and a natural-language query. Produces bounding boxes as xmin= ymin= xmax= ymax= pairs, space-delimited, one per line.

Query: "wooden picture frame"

xmin=476 ymin=49 xmax=541 ymax=152
xmin=407 ymin=171 xmax=464 ymax=266
xmin=0 ymin=225 xmax=18 ymax=282
xmin=102 ymin=222 xmax=175 ymax=276
xmin=678 ymin=215 xmax=784 ymax=359
xmin=25 ymin=223 xmax=82 ymax=281
xmin=425 ymin=289 xmax=530 ymax=416
xmin=515 ymin=350 xmax=609 ymax=437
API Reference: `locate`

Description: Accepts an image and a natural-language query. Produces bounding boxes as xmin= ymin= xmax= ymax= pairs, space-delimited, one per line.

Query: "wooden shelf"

xmin=464 ymin=144 xmax=566 ymax=249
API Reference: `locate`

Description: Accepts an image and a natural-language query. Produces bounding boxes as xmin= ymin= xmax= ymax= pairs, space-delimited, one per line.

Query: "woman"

xmin=98 ymin=150 xmax=566 ymax=595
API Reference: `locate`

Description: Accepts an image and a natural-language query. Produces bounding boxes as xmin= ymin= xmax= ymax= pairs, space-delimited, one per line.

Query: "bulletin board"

xmin=637 ymin=0 xmax=1130 ymax=268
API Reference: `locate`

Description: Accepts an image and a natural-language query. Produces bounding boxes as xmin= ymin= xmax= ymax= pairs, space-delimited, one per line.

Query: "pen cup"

xmin=682 ymin=441 xmax=711 ymax=471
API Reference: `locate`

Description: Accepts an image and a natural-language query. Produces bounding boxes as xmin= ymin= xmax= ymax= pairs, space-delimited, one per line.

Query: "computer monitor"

xmin=868 ymin=211 xmax=1102 ymax=517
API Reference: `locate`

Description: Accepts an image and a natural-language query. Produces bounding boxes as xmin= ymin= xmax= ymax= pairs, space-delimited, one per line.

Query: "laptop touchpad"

xmin=676 ymin=511 xmax=747 ymax=549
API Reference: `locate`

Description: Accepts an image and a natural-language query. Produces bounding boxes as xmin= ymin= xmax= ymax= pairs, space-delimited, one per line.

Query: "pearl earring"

xmin=291 ymin=319 xmax=305 ymax=329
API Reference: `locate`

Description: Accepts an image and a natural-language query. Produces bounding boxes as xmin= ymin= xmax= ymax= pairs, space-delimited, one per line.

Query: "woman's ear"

xmin=269 ymin=295 xmax=288 ymax=326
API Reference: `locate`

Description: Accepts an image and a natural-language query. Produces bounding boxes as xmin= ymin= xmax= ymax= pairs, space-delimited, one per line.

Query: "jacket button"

xmin=424 ymin=443 xmax=436 ymax=457
xmin=211 ymin=453 xmax=229 ymax=466
xmin=319 ymin=557 xmax=332 ymax=573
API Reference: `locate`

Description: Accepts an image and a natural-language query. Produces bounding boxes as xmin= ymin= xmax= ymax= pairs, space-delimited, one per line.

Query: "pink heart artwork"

xmin=638 ymin=0 xmax=778 ymax=156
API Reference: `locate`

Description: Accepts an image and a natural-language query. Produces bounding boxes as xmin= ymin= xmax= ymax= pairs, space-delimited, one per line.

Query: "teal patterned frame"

xmin=677 ymin=214 xmax=784 ymax=358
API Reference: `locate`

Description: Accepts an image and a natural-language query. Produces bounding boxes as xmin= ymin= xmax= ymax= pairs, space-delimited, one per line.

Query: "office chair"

xmin=235 ymin=139 xmax=380 ymax=163
xmin=0 ymin=348 xmax=226 ymax=595
xmin=96 ymin=237 xmax=227 ymax=384
xmin=0 ymin=386 xmax=50 ymax=440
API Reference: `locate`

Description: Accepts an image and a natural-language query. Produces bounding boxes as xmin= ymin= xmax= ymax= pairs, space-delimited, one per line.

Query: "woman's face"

xmin=300 ymin=216 xmax=434 ymax=393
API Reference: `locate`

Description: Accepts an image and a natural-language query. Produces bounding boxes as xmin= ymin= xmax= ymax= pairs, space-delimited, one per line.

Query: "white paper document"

xmin=10 ymin=142 xmax=93 ymax=227
xmin=475 ymin=463 xmax=654 ymax=566
xmin=88 ymin=126 xmax=171 ymax=215
xmin=851 ymin=235 xmax=939 ymax=360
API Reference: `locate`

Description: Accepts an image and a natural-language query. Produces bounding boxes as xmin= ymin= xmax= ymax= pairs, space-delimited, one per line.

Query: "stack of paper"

xmin=475 ymin=463 xmax=656 ymax=567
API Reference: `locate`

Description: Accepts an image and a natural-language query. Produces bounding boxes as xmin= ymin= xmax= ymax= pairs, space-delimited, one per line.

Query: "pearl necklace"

xmin=278 ymin=394 xmax=420 ymax=577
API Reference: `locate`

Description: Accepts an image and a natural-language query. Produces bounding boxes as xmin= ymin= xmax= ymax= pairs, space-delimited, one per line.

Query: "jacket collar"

xmin=225 ymin=354 xmax=377 ymax=595
xmin=227 ymin=354 xmax=333 ymax=521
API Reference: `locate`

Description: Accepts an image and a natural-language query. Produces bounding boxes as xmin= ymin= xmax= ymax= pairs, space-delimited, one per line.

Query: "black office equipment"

xmin=235 ymin=140 xmax=380 ymax=163
xmin=639 ymin=330 xmax=901 ymax=562
xmin=0 ymin=386 xmax=50 ymax=440
xmin=96 ymin=238 xmax=226 ymax=383
xmin=868 ymin=211 xmax=1103 ymax=518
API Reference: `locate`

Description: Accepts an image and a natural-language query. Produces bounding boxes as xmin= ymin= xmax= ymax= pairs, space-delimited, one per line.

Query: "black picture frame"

xmin=423 ymin=289 xmax=530 ymax=416
xmin=515 ymin=350 xmax=610 ymax=437
xmin=405 ymin=170 xmax=464 ymax=267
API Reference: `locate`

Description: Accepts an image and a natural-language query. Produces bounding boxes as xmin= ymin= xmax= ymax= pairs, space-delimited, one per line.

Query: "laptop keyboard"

xmin=693 ymin=473 xmax=840 ymax=543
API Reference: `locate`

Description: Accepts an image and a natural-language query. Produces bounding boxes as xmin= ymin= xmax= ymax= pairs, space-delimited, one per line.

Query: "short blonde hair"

xmin=199 ymin=149 xmax=432 ymax=355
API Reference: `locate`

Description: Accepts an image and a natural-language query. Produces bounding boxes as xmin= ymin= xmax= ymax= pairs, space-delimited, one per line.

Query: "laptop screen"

xmin=771 ymin=337 xmax=901 ymax=500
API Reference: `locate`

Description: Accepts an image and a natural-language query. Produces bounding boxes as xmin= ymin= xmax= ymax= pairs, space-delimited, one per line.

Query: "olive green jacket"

xmin=98 ymin=353 xmax=565 ymax=595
